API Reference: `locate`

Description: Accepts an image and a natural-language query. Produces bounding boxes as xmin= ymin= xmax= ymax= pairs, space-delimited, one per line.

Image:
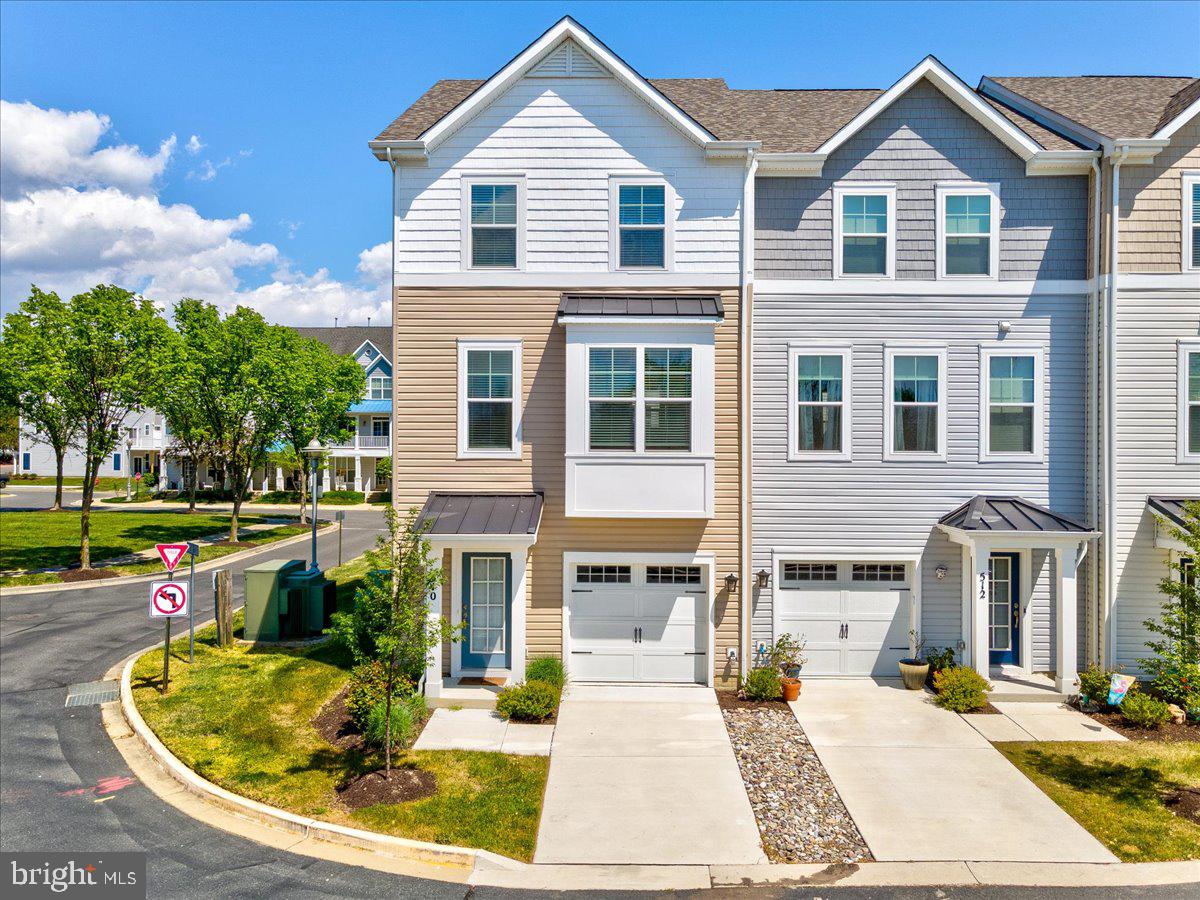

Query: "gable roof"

xmin=982 ymin=75 xmax=1199 ymax=142
xmin=293 ymin=326 xmax=391 ymax=361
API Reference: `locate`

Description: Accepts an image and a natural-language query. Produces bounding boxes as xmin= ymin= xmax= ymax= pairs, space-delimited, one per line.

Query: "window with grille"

xmin=576 ymin=565 xmax=632 ymax=584
xmin=793 ymin=351 xmax=847 ymax=456
xmin=469 ymin=183 xmax=518 ymax=268
xmin=1183 ymin=347 xmax=1200 ymax=460
xmin=939 ymin=185 xmax=998 ymax=278
xmin=588 ymin=346 xmax=692 ymax=452
xmin=459 ymin=341 xmax=520 ymax=456
xmin=988 ymin=354 xmax=1036 ymax=454
xmin=646 ymin=565 xmax=702 ymax=585
xmin=1185 ymin=174 xmax=1200 ymax=271
xmin=834 ymin=184 xmax=894 ymax=278
xmin=890 ymin=353 xmax=941 ymax=455
xmin=615 ymin=182 xmax=666 ymax=268
xmin=781 ymin=562 xmax=838 ymax=585
xmin=369 ymin=375 xmax=392 ymax=400
xmin=851 ymin=563 xmax=907 ymax=582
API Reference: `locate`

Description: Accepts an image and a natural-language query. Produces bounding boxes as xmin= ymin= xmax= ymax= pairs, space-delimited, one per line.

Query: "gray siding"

xmin=756 ymin=80 xmax=1088 ymax=281
xmin=750 ymin=289 xmax=1089 ymax=669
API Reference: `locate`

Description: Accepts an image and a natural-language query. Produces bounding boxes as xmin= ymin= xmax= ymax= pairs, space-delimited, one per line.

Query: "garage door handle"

xmin=572 ymin=589 xmax=593 ymax=593
xmin=573 ymin=651 xmax=593 ymax=655
xmin=684 ymin=651 xmax=706 ymax=656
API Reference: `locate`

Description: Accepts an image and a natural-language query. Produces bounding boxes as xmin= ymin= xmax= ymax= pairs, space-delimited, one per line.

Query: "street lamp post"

xmin=303 ymin=439 xmax=324 ymax=571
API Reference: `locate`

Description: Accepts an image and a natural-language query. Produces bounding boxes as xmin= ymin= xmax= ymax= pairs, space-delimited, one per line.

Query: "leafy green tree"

xmin=60 ymin=285 xmax=171 ymax=567
xmin=273 ymin=329 xmax=365 ymax=523
xmin=374 ymin=453 xmax=392 ymax=490
xmin=152 ymin=326 xmax=212 ymax=512
xmin=329 ymin=506 xmax=456 ymax=775
xmin=1144 ymin=500 xmax=1200 ymax=703
xmin=174 ymin=300 xmax=287 ymax=542
xmin=0 ymin=288 xmax=80 ymax=510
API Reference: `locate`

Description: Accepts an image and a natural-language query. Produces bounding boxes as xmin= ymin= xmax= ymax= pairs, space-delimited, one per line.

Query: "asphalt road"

xmin=0 ymin=504 xmax=1195 ymax=899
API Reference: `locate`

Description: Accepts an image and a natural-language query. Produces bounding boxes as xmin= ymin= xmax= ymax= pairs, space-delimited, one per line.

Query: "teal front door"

xmin=461 ymin=553 xmax=511 ymax=670
xmin=988 ymin=553 xmax=1020 ymax=666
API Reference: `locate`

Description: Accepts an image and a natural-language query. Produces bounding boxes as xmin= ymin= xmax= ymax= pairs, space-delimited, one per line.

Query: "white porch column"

xmin=322 ymin=461 xmax=332 ymax=491
xmin=510 ymin=547 xmax=528 ymax=682
xmin=424 ymin=558 xmax=445 ymax=699
xmin=1054 ymin=544 xmax=1081 ymax=693
xmin=970 ymin=543 xmax=991 ymax=680
xmin=353 ymin=455 xmax=362 ymax=493
xmin=275 ymin=467 xmax=283 ymax=490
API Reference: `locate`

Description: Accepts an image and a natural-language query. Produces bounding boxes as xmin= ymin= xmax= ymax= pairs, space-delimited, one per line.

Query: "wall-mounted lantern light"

xmin=724 ymin=572 xmax=739 ymax=593
xmin=755 ymin=569 xmax=771 ymax=589
xmin=935 ymin=564 xmax=949 ymax=580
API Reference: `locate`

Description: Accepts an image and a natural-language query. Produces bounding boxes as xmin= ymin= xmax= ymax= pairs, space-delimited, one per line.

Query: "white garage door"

xmin=567 ymin=563 xmax=708 ymax=683
xmin=775 ymin=561 xmax=911 ymax=677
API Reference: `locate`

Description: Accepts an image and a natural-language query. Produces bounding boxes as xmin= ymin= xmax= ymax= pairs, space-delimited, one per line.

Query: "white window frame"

xmin=1183 ymin=171 xmax=1200 ymax=273
xmin=457 ymin=338 xmax=522 ymax=460
xmin=978 ymin=344 xmax=1045 ymax=463
xmin=460 ymin=174 xmax=526 ymax=271
xmin=1180 ymin=340 xmax=1200 ymax=464
xmin=833 ymin=182 xmax=896 ymax=280
xmin=787 ymin=343 xmax=852 ymax=461
xmin=936 ymin=182 xmax=1000 ymax=280
xmin=609 ymin=175 xmax=675 ymax=272
xmin=883 ymin=343 xmax=948 ymax=462
xmin=369 ymin=375 xmax=392 ymax=401
xmin=585 ymin=344 xmax=694 ymax=454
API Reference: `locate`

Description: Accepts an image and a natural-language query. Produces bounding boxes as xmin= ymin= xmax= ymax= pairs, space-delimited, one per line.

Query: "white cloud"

xmin=186 ymin=134 xmax=204 ymax=155
xmin=0 ymin=102 xmax=390 ymax=327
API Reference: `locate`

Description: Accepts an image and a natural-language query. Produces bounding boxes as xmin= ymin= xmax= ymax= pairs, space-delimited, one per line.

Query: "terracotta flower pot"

xmin=781 ymin=677 xmax=801 ymax=702
xmin=898 ymin=659 xmax=930 ymax=691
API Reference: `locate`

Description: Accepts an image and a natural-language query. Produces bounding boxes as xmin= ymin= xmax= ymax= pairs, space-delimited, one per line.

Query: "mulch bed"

xmin=312 ymin=686 xmax=366 ymax=752
xmin=1084 ymin=709 xmax=1200 ymax=743
xmin=716 ymin=689 xmax=792 ymax=711
xmin=962 ymin=701 xmax=1003 ymax=715
xmin=59 ymin=567 xmax=120 ymax=582
xmin=1164 ymin=787 xmax=1200 ymax=825
xmin=336 ymin=768 xmax=437 ymax=810
xmin=722 ymin=705 xmax=872 ymax=864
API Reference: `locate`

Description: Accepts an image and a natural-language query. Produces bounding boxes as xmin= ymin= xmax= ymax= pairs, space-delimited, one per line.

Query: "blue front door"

xmin=461 ymin=553 xmax=511 ymax=670
xmin=988 ymin=553 xmax=1020 ymax=665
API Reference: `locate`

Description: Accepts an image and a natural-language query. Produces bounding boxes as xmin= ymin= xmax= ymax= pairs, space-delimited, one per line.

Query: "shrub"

xmin=1077 ymin=665 xmax=1119 ymax=709
xmin=741 ymin=665 xmax=783 ymax=701
xmin=320 ymin=490 xmax=365 ymax=504
xmin=1147 ymin=662 xmax=1200 ymax=708
xmin=1120 ymin=691 xmax=1172 ymax=729
xmin=254 ymin=490 xmax=301 ymax=504
xmin=496 ymin=680 xmax=559 ymax=722
xmin=345 ymin=660 xmax=413 ymax=730
xmin=525 ymin=655 xmax=566 ymax=690
xmin=923 ymin=646 xmax=957 ymax=674
xmin=931 ymin=666 xmax=991 ymax=712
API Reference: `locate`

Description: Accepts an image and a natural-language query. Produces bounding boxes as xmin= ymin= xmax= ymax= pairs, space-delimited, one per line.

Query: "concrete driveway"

xmin=790 ymin=680 xmax=1118 ymax=863
xmin=534 ymin=684 xmax=766 ymax=865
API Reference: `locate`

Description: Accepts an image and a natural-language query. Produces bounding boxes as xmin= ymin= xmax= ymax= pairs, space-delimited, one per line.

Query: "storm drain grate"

xmin=65 ymin=680 xmax=120 ymax=707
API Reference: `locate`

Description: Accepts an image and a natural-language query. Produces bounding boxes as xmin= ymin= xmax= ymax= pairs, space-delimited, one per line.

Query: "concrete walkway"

xmin=965 ymin=702 xmax=1127 ymax=743
xmin=534 ymin=684 xmax=766 ymax=866
xmin=789 ymin=680 xmax=1118 ymax=863
xmin=413 ymin=708 xmax=553 ymax=755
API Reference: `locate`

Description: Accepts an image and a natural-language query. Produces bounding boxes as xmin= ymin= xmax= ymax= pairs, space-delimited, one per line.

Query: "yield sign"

xmin=156 ymin=543 xmax=189 ymax=572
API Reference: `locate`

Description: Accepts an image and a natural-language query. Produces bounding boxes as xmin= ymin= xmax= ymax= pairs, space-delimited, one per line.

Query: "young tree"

xmin=60 ymin=285 xmax=170 ymax=568
xmin=272 ymin=330 xmax=365 ymax=524
xmin=153 ymin=327 xmax=211 ymax=512
xmin=0 ymin=288 xmax=80 ymax=510
xmin=329 ymin=506 xmax=455 ymax=775
xmin=1143 ymin=500 xmax=1200 ymax=704
xmin=373 ymin=453 xmax=392 ymax=492
xmin=174 ymin=300 xmax=287 ymax=542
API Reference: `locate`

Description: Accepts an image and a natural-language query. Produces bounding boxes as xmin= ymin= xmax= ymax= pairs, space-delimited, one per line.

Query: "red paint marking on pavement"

xmin=57 ymin=775 xmax=137 ymax=798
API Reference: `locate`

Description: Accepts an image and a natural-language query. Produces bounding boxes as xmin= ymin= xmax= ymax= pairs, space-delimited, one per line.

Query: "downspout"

xmin=1088 ymin=156 xmax=1102 ymax=665
xmin=739 ymin=149 xmax=758 ymax=680
xmin=1102 ymin=145 xmax=1130 ymax=667
xmin=386 ymin=149 xmax=399 ymax=510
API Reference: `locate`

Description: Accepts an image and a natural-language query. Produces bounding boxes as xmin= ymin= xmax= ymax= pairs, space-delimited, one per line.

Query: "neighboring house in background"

xmin=978 ymin=76 xmax=1200 ymax=674
xmin=14 ymin=326 xmax=393 ymax=496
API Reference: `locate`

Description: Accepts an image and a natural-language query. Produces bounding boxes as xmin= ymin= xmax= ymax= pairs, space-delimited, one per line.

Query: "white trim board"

xmin=395 ymin=272 xmax=741 ymax=288
xmin=751 ymin=279 xmax=1089 ymax=296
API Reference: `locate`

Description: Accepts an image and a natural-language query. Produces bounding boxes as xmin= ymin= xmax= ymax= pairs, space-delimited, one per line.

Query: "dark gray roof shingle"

xmin=416 ymin=492 xmax=544 ymax=537
xmin=1147 ymin=496 xmax=1200 ymax=530
xmin=939 ymin=496 xmax=1092 ymax=534
xmin=557 ymin=294 xmax=724 ymax=319
xmin=293 ymin=326 xmax=391 ymax=360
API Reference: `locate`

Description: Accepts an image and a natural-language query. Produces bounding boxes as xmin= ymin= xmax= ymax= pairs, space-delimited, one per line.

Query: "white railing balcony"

xmin=326 ymin=435 xmax=391 ymax=451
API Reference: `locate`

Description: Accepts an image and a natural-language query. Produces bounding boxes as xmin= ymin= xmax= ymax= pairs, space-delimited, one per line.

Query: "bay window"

xmin=588 ymin=347 xmax=692 ymax=452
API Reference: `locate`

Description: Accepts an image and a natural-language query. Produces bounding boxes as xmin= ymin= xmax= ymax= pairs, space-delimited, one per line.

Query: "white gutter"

xmin=1102 ymin=144 xmax=1130 ymax=667
xmin=1089 ymin=156 xmax=1102 ymax=665
xmin=739 ymin=148 xmax=757 ymax=677
xmin=386 ymin=149 xmax=399 ymax=509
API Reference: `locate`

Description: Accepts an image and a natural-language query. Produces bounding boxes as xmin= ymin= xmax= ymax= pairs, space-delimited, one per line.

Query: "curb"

xmin=3 ymin=523 xmax=339 ymax=597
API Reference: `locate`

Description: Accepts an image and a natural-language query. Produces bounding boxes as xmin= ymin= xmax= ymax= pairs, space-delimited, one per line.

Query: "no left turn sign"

xmin=149 ymin=580 xmax=190 ymax=618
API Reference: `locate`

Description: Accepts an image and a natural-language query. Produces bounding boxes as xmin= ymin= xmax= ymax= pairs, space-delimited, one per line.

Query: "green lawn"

xmin=0 ymin=510 xmax=304 ymax=584
xmin=130 ymin=557 xmax=547 ymax=861
xmin=8 ymin=475 xmax=127 ymax=490
xmin=999 ymin=741 xmax=1200 ymax=861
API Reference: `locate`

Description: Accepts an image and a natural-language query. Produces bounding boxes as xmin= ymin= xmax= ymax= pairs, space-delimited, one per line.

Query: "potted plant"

xmin=771 ymin=633 xmax=807 ymax=701
xmin=898 ymin=630 xmax=930 ymax=690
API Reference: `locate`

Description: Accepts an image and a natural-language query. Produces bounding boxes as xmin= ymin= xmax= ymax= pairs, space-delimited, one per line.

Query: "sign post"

xmin=149 ymin=580 xmax=190 ymax=693
xmin=185 ymin=542 xmax=200 ymax=662
xmin=336 ymin=510 xmax=345 ymax=566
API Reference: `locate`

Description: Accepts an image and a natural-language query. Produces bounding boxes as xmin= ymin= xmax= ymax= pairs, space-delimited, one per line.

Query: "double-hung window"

xmin=458 ymin=340 xmax=521 ymax=457
xmin=1184 ymin=172 xmax=1200 ymax=272
xmin=1181 ymin=343 xmax=1200 ymax=462
xmin=789 ymin=346 xmax=851 ymax=460
xmin=463 ymin=178 xmax=522 ymax=269
xmin=885 ymin=346 xmax=947 ymax=460
xmin=588 ymin=346 xmax=693 ymax=452
xmin=980 ymin=347 xmax=1043 ymax=461
xmin=937 ymin=183 xmax=999 ymax=278
xmin=369 ymin=375 xmax=392 ymax=400
xmin=612 ymin=180 xmax=670 ymax=269
xmin=834 ymin=183 xmax=895 ymax=278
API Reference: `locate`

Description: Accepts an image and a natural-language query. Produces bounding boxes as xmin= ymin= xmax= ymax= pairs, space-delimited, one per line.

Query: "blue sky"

xmin=2 ymin=0 xmax=1197 ymax=324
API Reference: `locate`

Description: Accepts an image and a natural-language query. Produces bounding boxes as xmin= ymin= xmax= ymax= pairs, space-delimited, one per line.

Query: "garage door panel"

xmin=570 ymin=590 xmax=637 ymax=619
xmin=777 ymin=589 xmax=840 ymax=618
xmin=778 ymin=616 xmax=841 ymax=645
xmin=643 ymin=620 xmax=704 ymax=651
xmin=570 ymin=618 xmax=640 ymax=645
xmin=638 ymin=650 xmax=705 ymax=683
xmin=799 ymin=645 xmax=844 ymax=676
xmin=570 ymin=650 xmax=637 ymax=682
xmin=639 ymin=591 xmax=703 ymax=620
xmin=846 ymin=586 xmax=905 ymax=618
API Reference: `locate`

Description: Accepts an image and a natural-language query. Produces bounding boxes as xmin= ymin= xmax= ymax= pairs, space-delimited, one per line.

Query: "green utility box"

xmin=243 ymin=558 xmax=337 ymax=642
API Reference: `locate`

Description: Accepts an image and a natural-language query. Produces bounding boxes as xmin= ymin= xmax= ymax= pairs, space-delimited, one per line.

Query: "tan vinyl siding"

xmin=1119 ymin=116 xmax=1200 ymax=273
xmin=394 ymin=287 xmax=743 ymax=687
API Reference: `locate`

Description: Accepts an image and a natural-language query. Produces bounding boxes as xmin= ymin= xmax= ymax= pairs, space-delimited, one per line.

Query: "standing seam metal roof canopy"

xmin=1147 ymin=496 xmax=1200 ymax=531
xmin=415 ymin=492 xmax=544 ymax=537
xmin=557 ymin=294 xmax=724 ymax=318
xmin=938 ymin=495 xmax=1092 ymax=534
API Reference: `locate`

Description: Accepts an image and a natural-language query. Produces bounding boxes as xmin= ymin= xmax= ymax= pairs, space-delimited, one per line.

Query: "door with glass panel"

xmin=987 ymin=553 xmax=1019 ymax=666
xmin=461 ymin=554 xmax=511 ymax=670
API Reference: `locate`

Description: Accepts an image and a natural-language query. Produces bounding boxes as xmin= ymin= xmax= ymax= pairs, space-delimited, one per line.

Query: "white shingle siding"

xmin=749 ymin=290 xmax=1089 ymax=669
xmin=755 ymin=80 xmax=1088 ymax=281
xmin=393 ymin=73 xmax=742 ymax=275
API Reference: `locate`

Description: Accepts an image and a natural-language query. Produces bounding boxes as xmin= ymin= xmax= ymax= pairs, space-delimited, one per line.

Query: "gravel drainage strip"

xmin=722 ymin=704 xmax=872 ymax=864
